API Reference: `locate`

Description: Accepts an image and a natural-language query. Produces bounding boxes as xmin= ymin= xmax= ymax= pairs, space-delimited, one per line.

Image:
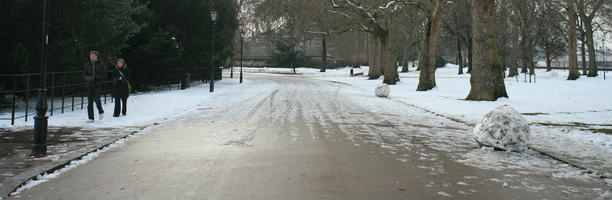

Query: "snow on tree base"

xmin=375 ymin=84 xmax=390 ymax=97
xmin=473 ymin=105 xmax=531 ymax=152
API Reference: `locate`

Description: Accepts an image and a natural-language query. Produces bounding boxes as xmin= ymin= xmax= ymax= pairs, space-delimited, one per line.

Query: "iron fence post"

xmin=81 ymin=72 xmax=85 ymax=109
xmin=61 ymin=75 xmax=65 ymax=113
xmin=71 ymin=73 xmax=75 ymax=111
xmin=11 ymin=74 xmax=17 ymax=125
xmin=25 ymin=76 xmax=30 ymax=122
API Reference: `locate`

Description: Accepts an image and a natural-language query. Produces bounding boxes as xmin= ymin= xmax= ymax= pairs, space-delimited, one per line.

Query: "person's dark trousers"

xmin=87 ymin=87 xmax=104 ymax=120
xmin=113 ymin=96 xmax=127 ymax=116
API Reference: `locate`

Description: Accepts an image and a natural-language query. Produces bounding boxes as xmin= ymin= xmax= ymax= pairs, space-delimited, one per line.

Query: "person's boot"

xmin=99 ymin=112 xmax=104 ymax=120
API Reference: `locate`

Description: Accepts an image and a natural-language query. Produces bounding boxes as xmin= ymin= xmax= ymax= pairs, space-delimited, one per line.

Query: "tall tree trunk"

xmin=321 ymin=36 xmax=326 ymax=72
xmin=545 ymin=49 xmax=552 ymax=71
xmin=585 ymin=22 xmax=597 ymax=77
xmin=366 ymin=32 xmax=371 ymax=67
xmin=528 ymin=48 xmax=535 ymax=75
xmin=466 ymin=0 xmax=508 ymax=101
xmin=401 ymin=45 xmax=409 ymax=72
xmin=383 ymin=15 xmax=399 ymax=84
xmin=508 ymin=61 xmax=519 ymax=77
xmin=368 ymin=35 xmax=383 ymax=79
xmin=520 ymin=33 xmax=528 ymax=74
xmin=508 ymin=24 xmax=520 ymax=77
xmin=521 ymin=58 xmax=528 ymax=73
xmin=501 ymin=43 xmax=506 ymax=78
xmin=378 ymin=36 xmax=385 ymax=76
xmin=457 ymin=35 xmax=464 ymax=75
xmin=566 ymin=0 xmax=580 ymax=80
xmin=581 ymin=35 xmax=588 ymax=75
xmin=417 ymin=0 xmax=443 ymax=91
xmin=466 ymin=41 xmax=473 ymax=73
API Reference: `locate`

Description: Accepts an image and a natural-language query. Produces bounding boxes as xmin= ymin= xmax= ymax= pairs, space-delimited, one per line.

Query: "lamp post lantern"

xmin=240 ymin=30 xmax=243 ymax=84
xmin=32 ymin=0 xmax=50 ymax=157
xmin=210 ymin=11 xmax=217 ymax=92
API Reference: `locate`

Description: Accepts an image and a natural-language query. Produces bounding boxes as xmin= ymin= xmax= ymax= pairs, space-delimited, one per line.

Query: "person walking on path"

xmin=84 ymin=50 xmax=106 ymax=122
xmin=112 ymin=58 xmax=130 ymax=117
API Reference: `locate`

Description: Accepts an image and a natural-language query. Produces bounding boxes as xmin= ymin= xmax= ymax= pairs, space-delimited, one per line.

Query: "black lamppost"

xmin=603 ymin=34 xmax=607 ymax=80
xmin=32 ymin=0 xmax=50 ymax=157
xmin=240 ymin=30 xmax=243 ymax=84
xmin=210 ymin=11 xmax=217 ymax=92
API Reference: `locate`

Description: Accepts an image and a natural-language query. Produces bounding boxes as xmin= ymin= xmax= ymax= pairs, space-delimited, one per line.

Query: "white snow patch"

xmin=437 ymin=191 xmax=452 ymax=197
xmin=473 ymin=105 xmax=531 ymax=152
xmin=1 ymin=78 xmax=270 ymax=130
xmin=456 ymin=181 xmax=468 ymax=186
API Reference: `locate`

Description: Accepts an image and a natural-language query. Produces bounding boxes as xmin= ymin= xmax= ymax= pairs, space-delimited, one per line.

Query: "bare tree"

xmin=398 ymin=8 xmax=423 ymax=73
xmin=329 ymin=0 xmax=426 ymax=84
xmin=416 ymin=0 xmax=447 ymax=91
xmin=509 ymin=0 xmax=539 ymax=77
xmin=467 ymin=0 xmax=508 ymax=101
xmin=578 ymin=19 xmax=589 ymax=75
xmin=442 ymin=0 xmax=472 ymax=75
xmin=567 ymin=0 xmax=581 ymax=80
xmin=538 ymin=0 xmax=567 ymax=72
xmin=576 ymin=0 xmax=607 ymax=77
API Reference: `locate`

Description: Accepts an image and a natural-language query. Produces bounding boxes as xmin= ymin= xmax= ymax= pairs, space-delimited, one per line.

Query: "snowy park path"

xmin=7 ymin=74 xmax=611 ymax=199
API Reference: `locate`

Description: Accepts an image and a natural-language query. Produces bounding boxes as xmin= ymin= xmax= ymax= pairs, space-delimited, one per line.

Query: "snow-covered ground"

xmin=2 ymin=65 xmax=611 ymax=198
xmin=0 ymin=78 xmax=277 ymax=130
xmin=297 ymin=65 xmax=612 ymax=125
xmin=302 ymin=65 xmax=612 ymax=176
xmin=223 ymin=65 xmax=612 ymax=176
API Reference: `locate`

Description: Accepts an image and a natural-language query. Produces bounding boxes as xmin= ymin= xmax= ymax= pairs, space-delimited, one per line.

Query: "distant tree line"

xmin=244 ymin=0 xmax=611 ymax=101
xmin=0 ymin=0 xmax=238 ymax=89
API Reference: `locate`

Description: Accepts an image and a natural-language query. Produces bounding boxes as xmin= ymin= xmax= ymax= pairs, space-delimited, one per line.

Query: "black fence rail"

xmin=0 ymin=70 xmax=113 ymax=125
xmin=1 ymin=67 xmax=220 ymax=125
xmin=137 ymin=67 xmax=217 ymax=91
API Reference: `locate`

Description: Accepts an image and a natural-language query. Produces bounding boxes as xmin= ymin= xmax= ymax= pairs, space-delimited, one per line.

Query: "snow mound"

xmin=375 ymin=84 xmax=390 ymax=97
xmin=473 ymin=105 xmax=531 ymax=152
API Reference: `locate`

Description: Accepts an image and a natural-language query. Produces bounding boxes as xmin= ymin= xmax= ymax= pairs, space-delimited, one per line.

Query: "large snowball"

xmin=375 ymin=84 xmax=390 ymax=97
xmin=473 ymin=105 xmax=531 ymax=152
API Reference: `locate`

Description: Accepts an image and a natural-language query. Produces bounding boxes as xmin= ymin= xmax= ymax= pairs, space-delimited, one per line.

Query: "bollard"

xmin=50 ymin=73 xmax=55 ymax=116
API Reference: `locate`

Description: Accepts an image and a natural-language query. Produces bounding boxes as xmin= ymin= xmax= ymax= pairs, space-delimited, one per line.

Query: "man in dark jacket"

xmin=83 ymin=50 xmax=106 ymax=122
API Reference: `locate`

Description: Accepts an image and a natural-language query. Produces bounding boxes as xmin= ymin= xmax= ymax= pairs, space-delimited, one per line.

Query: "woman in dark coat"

xmin=112 ymin=58 xmax=131 ymax=117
